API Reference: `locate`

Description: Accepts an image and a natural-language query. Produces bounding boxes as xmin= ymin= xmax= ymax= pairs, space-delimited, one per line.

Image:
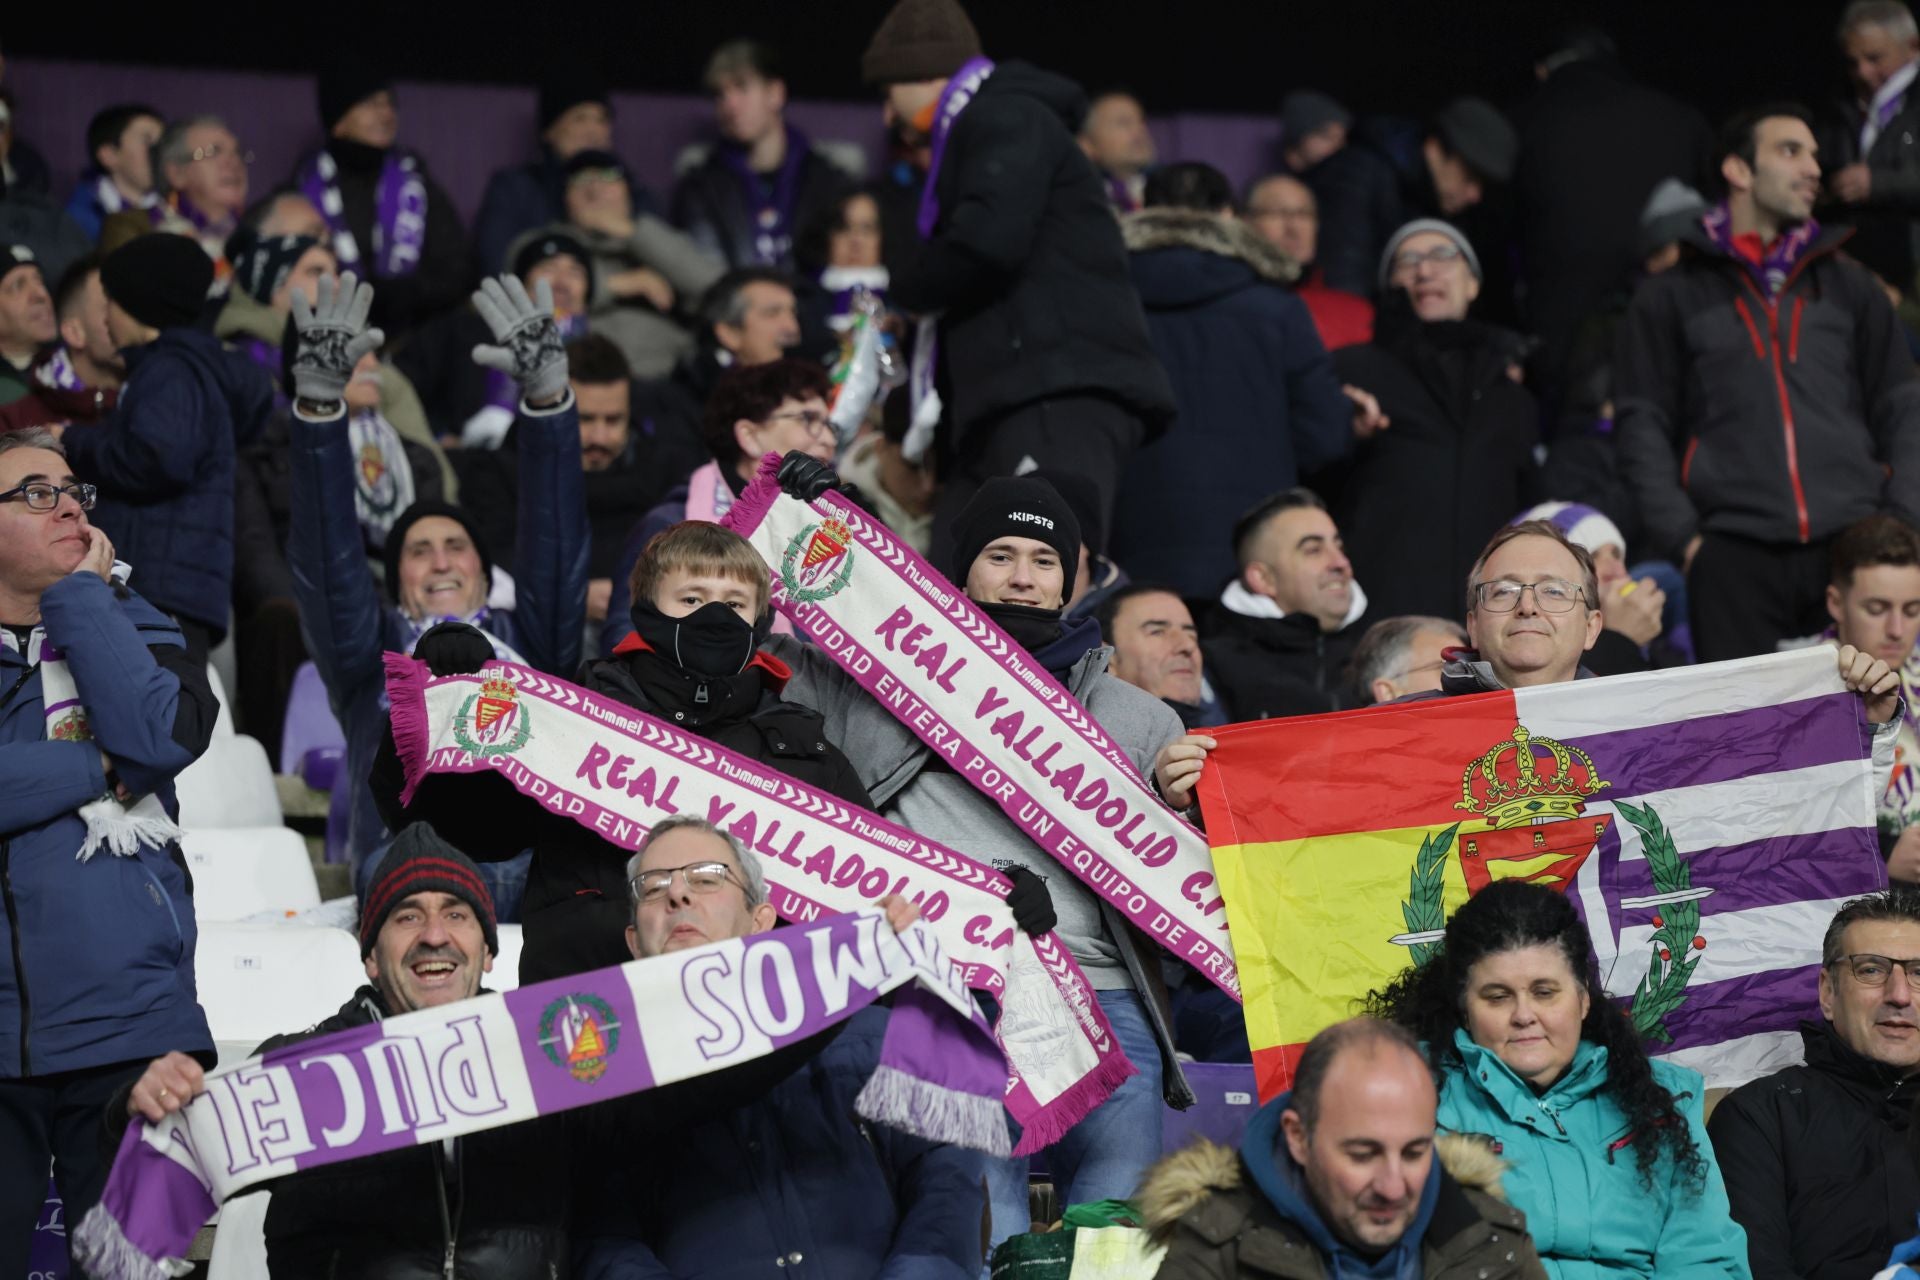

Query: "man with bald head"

xmin=1141 ymin=1017 xmax=1547 ymax=1278
xmin=1243 ymin=173 xmax=1374 ymax=349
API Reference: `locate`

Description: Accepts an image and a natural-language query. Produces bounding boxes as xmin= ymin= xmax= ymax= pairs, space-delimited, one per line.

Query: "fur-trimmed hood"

xmin=1122 ymin=207 xmax=1301 ymax=285
xmin=1138 ymin=1132 xmax=1509 ymax=1242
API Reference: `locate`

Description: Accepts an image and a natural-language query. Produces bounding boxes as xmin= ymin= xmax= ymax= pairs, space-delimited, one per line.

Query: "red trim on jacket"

xmin=611 ymin=631 xmax=793 ymax=691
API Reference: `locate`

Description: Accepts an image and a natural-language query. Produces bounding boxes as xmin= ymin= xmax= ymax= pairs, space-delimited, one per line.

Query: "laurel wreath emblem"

xmin=451 ymin=691 xmax=532 ymax=758
xmin=1401 ymin=823 xmax=1459 ymax=969
xmin=1617 ymin=800 xmax=1703 ymax=1043
xmin=779 ymin=523 xmax=856 ymax=604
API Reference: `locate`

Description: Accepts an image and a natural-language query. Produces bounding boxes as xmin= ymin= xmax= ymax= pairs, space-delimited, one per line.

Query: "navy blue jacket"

xmin=287 ymin=395 xmax=589 ymax=866
xmin=62 ymin=328 xmax=274 ymax=634
xmin=472 ymin=149 xmax=664 ymax=278
xmin=1114 ymin=209 xmax=1353 ymax=598
xmin=0 ymin=575 xmax=217 ymax=1077
xmin=577 ymin=1007 xmax=985 ymax=1280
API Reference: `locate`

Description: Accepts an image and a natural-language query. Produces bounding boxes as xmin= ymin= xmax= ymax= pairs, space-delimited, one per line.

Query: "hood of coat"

xmin=1124 ymin=206 xmax=1301 ymax=290
xmin=977 ymin=59 xmax=1089 ymax=133
xmin=1218 ymin=577 xmax=1370 ymax=633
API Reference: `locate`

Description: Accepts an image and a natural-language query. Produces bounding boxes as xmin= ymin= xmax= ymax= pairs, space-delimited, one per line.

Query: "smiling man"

xmin=1097 ymin=584 xmax=1224 ymax=729
xmin=1709 ymin=889 xmax=1920 ymax=1280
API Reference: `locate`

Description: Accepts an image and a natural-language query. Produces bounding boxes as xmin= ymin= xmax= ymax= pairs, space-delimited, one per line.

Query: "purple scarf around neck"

xmin=915 ymin=58 xmax=997 ymax=240
xmin=718 ymin=124 xmax=812 ymax=265
xmin=298 ymin=147 xmax=429 ymax=278
xmin=1700 ymin=201 xmax=1821 ymax=298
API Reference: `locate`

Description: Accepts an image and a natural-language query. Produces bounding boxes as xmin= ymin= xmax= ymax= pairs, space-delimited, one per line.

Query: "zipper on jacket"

xmin=434 ymin=1140 xmax=458 ymax=1280
xmin=1789 ymin=297 xmax=1804 ymax=363
xmin=1537 ymin=1101 xmax=1567 ymax=1136
xmin=1740 ymin=275 xmax=1815 ymax=543
xmin=2 ymin=840 xmax=28 ymax=1075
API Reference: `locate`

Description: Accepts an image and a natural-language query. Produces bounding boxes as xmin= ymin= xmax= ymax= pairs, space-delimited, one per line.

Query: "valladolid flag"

xmin=1195 ymin=648 xmax=1888 ymax=1100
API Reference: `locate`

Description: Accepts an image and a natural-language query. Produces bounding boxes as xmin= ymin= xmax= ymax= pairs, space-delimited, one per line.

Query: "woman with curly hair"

xmin=1366 ymin=880 xmax=1750 ymax=1279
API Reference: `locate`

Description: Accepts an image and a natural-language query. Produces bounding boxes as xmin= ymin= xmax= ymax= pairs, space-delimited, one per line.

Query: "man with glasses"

xmin=1242 ymin=173 xmax=1374 ymax=350
xmin=152 ymin=115 xmax=251 ymax=271
xmin=0 ymin=427 xmax=217 ymax=1278
xmin=576 ymin=814 xmax=990 ymax=1277
xmin=1350 ymin=614 xmax=1467 ymax=704
xmin=1709 ymin=889 xmax=1920 ymax=1280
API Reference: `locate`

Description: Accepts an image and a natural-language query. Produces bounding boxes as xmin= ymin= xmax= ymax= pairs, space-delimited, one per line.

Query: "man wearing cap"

xmin=286 ymin=269 xmax=587 ymax=896
xmin=0 ymin=242 xmax=54 ymax=406
xmin=57 ymin=233 xmax=274 ymax=664
xmin=0 ymin=425 xmax=218 ymax=1278
xmin=673 ymin=39 xmax=854 ymax=271
xmin=773 ymin=460 xmax=1203 ymax=1255
xmin=859 ymin=0 xmax=1176 ymax=560
xmin=562 ymin=148 xmax=727 ymax=379
xmin=1317 ymin=218 xmax=1538 ymax=621
xmin=294 ymin=64 xmax=470 ymax=336
xmin=1616 ymin=102 xmax=1920 ymax=661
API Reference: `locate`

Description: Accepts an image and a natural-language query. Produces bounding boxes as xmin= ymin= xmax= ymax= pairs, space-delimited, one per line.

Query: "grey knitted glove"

xmin=470 ymin=275 xmax=568 ymax=405
xmin=289 ymin=272 xmax=384 ymax=405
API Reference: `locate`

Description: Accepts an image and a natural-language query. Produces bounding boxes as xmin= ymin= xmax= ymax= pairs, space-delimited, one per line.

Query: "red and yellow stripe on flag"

xmin=1195 ymin=688 xmax=1549 ymax=1101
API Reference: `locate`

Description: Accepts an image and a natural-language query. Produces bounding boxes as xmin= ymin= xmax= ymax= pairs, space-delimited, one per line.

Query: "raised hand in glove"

xmin=471 ymin=275 xmax=569 ymax=406
xmin=776 ymin=450 xmax=841 ymax=502
xmin=413 ymin=621 xmax=495 ymax=677
xmin=290 ymin=272 xmax=384 ymax=407
xmin=1003 ymin=865 xmax=1058 ymax=937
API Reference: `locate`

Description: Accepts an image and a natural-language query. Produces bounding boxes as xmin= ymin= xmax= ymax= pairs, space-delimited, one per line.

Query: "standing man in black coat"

xmin=1823 ymin=1 xmax=1920 ymax=297
xmin=1512 ymin=28 xmax=1715 ymax=403
xmin=859 ymin=0 xmax=1175 ymax=560
xmin=1708 ymin=890 xmax=1920 ymax=1280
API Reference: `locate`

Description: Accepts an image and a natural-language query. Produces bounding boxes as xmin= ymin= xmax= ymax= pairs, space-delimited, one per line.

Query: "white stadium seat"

xmin=175 ymin=734 xmax=282 ymax=828
xmin=183 ymin=828 xmax=321 ymax=923
xmin=194 ymin=924 xmax=366 ymax=1067
xmin=491 ymin=923 xmax=523 ymax=992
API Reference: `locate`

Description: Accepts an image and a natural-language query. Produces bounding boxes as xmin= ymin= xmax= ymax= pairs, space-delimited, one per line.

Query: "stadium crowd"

xmin=3 ymin=0 xmax=1920 ymax=1276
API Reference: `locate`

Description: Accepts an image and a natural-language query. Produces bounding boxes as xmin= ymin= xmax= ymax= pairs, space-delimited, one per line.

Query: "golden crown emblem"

xmin=818 ymin=517 xmax=851 ymax=548
xmin=1456 ymin=724 xmax=1608 ymax=830
xmin=479 ymin=669 xmax=517 ymax=702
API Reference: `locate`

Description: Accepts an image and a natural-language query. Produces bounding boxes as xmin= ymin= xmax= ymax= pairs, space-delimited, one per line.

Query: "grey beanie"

xmin=1636 ymin=177 xmax=1708 ymax=261
xmin=1378 ymin=218 xmax=1482 ymax=291
xmin=1281 ymin=90 xmax=1352 ymax=144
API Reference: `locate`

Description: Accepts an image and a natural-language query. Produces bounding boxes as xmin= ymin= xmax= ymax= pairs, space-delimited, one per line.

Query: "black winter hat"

xmin=1432 ymin=97 xmax=1518 ymax=184
xmin=381 ymin=501 xmax=495 ymax=605
xmin=318 ymin=63 xmax=393 ymax=133
xmin=229 ymin=232 xmax=324 ymax=305
xmin=359 ymin=823 xmax=499 ymax=960
xmin=949 ymin=476 xmax=1082 ymax=602
xmin=99 ymin=233 xmax=212 ymax=331
xmin=562 ymin=148 xmax=627 ymax=182
xmin=861 ymin=0 xmax=984 ymax=85
xmin=1280 ymin=90 xmax=1351 ymax=144
xmin=0 ymin=242 xmax=38 ymax=288
xmin=538 ymin=75 xmax=610 ymax=134
xmin=507 ymin=227 xmax=596 ymax=304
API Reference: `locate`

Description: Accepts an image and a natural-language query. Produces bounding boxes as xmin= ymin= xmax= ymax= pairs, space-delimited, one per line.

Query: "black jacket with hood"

xmin=1614 ymin=220 xmax=1920 ymax=561
xmin=1202 ymin=581 xmax=1370 ymax=721
xmin=893 ymin=60 xmax=1175 ymax=449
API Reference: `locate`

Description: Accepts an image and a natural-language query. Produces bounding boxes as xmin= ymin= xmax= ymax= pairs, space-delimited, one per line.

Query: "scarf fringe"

xmin=1010 ymin=1038 xmax=1142 ymax=1156
xmin=73 ymin=1204 xmax=193 ymax=1280
xmin=383 ymin=652 xmax=432 ymax=805
xmin=855 ymin=1063 xmax=1013 ymax=1157
xmin=718 ymin=452 xmax=786 ymax=538
xmin=76 ymin=797 xmax=184 ymax=862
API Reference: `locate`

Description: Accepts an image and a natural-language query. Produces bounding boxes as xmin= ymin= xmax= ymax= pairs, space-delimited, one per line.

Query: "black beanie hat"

xmin=861 ymin=0 xmax=984 ymax=85
xmin=359 ymin=823 xmax=499 ymax=960
xmin=0 ymin=243 xmax=38 ymax=288
xmin=318 ymin=62 xmax=393 ymax=133
xmin=230 ymin=232 xmax=324 ymax=305
xmin=381 ymin=501 xmax=495 ymax=604
xmin=99 ymin=233 xmax=212 ymax=331
xmin=507 ymin=226 xmax=596 ymax=304
xmin=949 ymin=476 xmax=1082 ymax=602
xmin=538 ymin=74 xmax=610 ymax=134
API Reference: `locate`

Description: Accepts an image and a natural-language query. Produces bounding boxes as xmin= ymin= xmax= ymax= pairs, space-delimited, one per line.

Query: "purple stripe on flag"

xmin=1566 ymin=693 xmax=1866 ymax=798
xmin=1608 ymin=829 xmax=1886 ymax=921
xmin=1619 ymin=963 xmax=1822 ymax=1056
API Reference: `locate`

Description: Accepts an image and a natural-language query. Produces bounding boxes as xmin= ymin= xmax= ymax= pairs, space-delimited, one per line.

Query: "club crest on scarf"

xmin=454 ymin=669 xmax=532 ymax=758
xmin=780 ymin=517 xmax=856 ymax=603
xmin=49 ymin=706 xmax=92 ymax=743
xmin=537 ymin=992 xmax=622 ymax=1083
xmin=1393 ymin=723 xmax=1713 ymax=1040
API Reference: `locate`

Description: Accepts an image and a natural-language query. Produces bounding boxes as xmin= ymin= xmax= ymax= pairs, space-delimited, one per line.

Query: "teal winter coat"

xmin=1435 ymin=1029 xmax=1749 ymax=1280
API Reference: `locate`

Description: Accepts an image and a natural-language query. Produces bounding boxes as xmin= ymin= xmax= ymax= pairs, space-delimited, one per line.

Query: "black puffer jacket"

xmin=1707 ymin=1020 xmax=1920 ymax=1280
xmin=893 ymin=60 xmax=1174 ymax=448
xmin=669 ymin=133 xmax=851 ymax=271
xmin=1614 ymin=222 xmax=1920 ymax=561
xmin=1202 ymin=592 xmax=1368 ymax=721
xmin=374 ymin=639 xmax=872 ymax=984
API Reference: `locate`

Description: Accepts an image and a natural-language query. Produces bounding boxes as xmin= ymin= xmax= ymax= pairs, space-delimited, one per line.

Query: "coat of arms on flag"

xmin=779 ymin=517 xmax=855 ymax=603
xmin=1195 ymin=649 xmax=1887 ymax=1101
xmin=454 ymin=669 xmax=532 ymax=758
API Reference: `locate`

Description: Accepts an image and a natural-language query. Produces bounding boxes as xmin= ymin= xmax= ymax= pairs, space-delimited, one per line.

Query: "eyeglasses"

xmin=630 ymin=860 xmax=747 ymax=904
xmin=1830 ymin=953 xmax=1920 ymax=986
xmin=189 ymin=142 xmax=254 ymax=165
xmin=766 ymin=408 xmax=834 ymax=437
xmin=1390 ymin=243 xmax=1465 ymax=276
xmin=1471 ymin=578 xmax=1585 ymax=614
xmin=0 ymin=481 xmax=97 ymax=512
xmin=1385 ymin=659 xmax=1447 ymax=682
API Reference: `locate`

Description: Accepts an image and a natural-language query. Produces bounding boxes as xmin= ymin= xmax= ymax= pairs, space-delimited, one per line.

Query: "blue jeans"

xmin=985 ymin=988 xmax=1164 ymax=1259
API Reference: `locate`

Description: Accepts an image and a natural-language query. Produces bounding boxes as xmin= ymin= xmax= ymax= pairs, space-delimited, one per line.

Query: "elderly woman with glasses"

xmin=1368 ymin=880 xmax=1753 ymax=1279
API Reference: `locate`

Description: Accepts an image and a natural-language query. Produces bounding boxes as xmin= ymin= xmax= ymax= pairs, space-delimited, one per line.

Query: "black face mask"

xmin=628 ymin=599 xmax=767 ymax=678
xmin=977 ymin=600 xmax=1064 ymax=654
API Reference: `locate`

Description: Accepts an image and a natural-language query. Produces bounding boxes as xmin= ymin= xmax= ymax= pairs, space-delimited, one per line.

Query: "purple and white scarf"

xmin=90 ymin=173 xmax=159 ymax=219
xmin=1863 ymin=61 xmax=1919 ymax=154
xmin=74 ymin=910 xmax=1010 ymax=1280
xmin=1700 ymin=201 xmax=1821 ymax=298
xmin=719 ymin=124 xmax=813 ymax=266
xmin=298 ymin=148 xmax=429 ymax=278
xmin=34 ymin=347 xmax=86 ymax=392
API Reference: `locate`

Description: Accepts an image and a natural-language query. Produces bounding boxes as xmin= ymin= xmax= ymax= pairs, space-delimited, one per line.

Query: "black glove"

xmin=413 ymin=622 xmax=495 ymax=677
xmin=1003 ymin=866 xmax=1058 ymax=936
xmin=776 ymin=450 xmax=841 ymax=503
